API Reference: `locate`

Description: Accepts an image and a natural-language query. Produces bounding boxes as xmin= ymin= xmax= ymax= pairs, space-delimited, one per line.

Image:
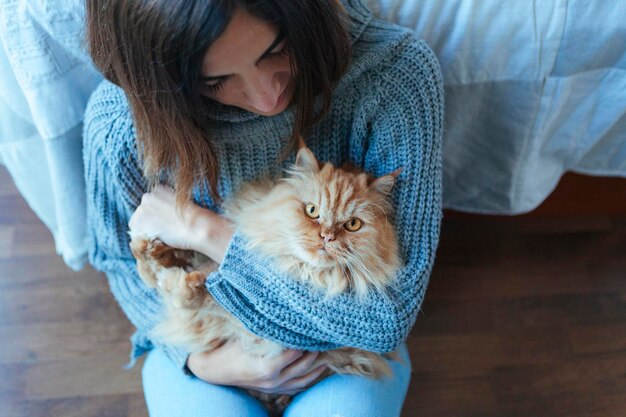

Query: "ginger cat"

xmin=131 ymin=144 xmax=402 ymax=415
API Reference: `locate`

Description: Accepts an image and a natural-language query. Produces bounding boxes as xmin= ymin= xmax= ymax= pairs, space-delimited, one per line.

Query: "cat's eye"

xmin=344 ymin=218 xmax=362 ymax=232
xmin=304 ymin=203 xmax=320 ymax=219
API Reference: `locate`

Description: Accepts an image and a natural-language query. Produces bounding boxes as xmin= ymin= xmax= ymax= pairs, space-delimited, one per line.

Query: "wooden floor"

xmin=1 ymin=167 xmax=625 ymax=417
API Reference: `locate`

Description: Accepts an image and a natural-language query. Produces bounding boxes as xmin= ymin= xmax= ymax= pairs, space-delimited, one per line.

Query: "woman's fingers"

xmin=276 ymin=364 xmax=328 ymax=395
xmin=280 ymin=349 xmax=307 ymax=367
xmin=248 ymin=349 xmax=304 ymax=384
xmin=277 ymin=351 xmax=319 ymax=381
xmin=266 ymin=349 xmax=305 ymax=375
xmin=188 ymin=343 xmax=329 ymax=395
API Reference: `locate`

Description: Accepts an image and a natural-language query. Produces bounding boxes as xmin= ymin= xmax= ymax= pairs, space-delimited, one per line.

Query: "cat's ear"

xmin=369 ymin=168 xmax=402 ymax=195
xmin=295 ymin=139 xmax=320 ymax=173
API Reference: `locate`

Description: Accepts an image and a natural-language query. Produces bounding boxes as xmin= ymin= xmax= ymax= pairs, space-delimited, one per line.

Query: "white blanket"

xmin=370 ymin=0 xmax=626 ymax=213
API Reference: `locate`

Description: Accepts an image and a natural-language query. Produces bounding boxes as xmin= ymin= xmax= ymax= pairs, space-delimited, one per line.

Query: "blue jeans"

xmin=142 ymin=344 xmax=411 ymax=417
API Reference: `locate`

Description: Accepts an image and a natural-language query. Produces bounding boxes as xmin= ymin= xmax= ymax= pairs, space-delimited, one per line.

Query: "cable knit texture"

xmin=83 ymin=0 xmax=444 ymax=370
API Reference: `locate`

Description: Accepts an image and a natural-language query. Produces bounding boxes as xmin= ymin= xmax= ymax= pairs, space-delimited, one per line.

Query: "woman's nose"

xmin=243 ymin=72 xmax=281 ymax=113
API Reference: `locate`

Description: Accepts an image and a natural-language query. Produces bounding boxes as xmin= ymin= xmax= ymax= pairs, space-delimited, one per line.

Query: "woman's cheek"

xmin=212 ymin=91 xmax=236 ymax=107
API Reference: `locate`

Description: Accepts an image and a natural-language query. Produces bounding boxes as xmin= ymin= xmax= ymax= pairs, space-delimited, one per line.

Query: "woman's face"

xmin=201 ymin=8 xmax=295 ymax=116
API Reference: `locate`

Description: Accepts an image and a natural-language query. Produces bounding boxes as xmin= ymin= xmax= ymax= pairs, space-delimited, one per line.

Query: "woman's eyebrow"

xmin=202 ymin=30 xmax=285 ymax=81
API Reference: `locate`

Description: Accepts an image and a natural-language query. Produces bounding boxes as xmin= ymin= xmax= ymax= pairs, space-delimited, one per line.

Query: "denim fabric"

xmin=142 ymin=344 xmax=411 ymax=417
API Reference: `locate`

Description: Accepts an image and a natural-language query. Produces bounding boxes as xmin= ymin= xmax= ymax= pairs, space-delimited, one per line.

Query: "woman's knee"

xmin=142 ymin=349 xmax=269 ymax=417
xmin=284 ymin=344 xmax=412 ymax=417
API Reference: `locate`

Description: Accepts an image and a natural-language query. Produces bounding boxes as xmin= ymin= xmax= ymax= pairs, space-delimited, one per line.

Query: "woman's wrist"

xmin=189 ymin=208 xmax=234 ymax=263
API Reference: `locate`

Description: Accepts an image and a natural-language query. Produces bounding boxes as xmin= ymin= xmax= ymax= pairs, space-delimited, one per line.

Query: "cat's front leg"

xmin=155 ymin=269 xmax=208 ymax=309
xmin=130 ymin=237 xmax=204 ymax=306
xmin=129 ymin=237 xmax=163 ymax=288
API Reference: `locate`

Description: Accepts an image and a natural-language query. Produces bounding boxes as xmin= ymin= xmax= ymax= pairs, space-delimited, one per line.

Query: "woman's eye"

xmin=204 ymin=77 xmax=229 ymax=94
xmin=344 ymin=218 xmax=362 ymax=232
xmin=304 ymin=203 xmax=320 ymax=219
xmin=265 ymin=45 xmax=289 ymax=61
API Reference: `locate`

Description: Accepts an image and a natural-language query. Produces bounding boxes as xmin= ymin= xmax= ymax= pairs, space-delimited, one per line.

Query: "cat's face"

xmin=281 ymin=147 xmax=398 ymax=269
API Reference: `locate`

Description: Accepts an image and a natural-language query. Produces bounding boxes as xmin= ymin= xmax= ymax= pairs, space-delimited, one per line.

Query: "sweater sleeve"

xmin=207 ymin=38 xmax=444 ymax=353
xmin=83 ymin=82 xmax=189 ymax=369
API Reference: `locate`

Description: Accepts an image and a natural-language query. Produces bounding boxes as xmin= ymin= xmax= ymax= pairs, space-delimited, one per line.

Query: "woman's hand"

xmin=187 ymin=340 xmax=328 ymax=395
xmin=129 ymin=185 xmax=234 ymax=262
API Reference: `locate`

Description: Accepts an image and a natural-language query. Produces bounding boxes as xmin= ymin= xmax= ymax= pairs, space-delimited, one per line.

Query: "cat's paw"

xmin=144 ymin=239 xmax=194 ymax=269
xmin=130 ymin=236 xmax=195 ymax=288
xmin=183 ymin=271 xmax=208 ymax=307
xmin=129 ymin=236 xmax=150 ymax=263
xmin=129 ymin=237 xmax=160 ymax=288
xmin=157 ymin=269 xmax=207 ymax=309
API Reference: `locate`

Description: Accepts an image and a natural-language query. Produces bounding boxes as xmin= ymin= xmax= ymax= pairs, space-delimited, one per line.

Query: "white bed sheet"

xmin=370 ymin=0 xmax=626 ymax=213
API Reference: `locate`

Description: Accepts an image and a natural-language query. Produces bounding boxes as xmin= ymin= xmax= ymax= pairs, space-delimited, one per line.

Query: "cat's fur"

xmin=130 ymin=145 xmax=402 ymax=415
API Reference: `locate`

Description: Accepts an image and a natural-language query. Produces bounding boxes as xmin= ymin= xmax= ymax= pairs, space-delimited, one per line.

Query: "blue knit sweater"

xmin=83 ymin=0 xmax=444 ymax=370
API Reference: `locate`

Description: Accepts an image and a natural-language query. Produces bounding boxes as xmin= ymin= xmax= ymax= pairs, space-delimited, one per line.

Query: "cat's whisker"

xmin=341 ymin=250 xmax=390 ymax=297
xmin=364 ymin=201 xmax=392 ymax=228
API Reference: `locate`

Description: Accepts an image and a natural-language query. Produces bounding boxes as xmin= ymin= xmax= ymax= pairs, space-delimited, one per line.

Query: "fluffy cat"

xmin=130 ymin=144 xmax=402 ymax=415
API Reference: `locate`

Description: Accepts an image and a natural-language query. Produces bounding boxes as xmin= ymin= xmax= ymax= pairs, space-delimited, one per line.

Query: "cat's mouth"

xmin=302 ymin=241 xmax=338 ymax=266
xmin=316 ymin=245 xmax=337 ymax=260
xmin=313 ymin=251 xmax=336 ymax=268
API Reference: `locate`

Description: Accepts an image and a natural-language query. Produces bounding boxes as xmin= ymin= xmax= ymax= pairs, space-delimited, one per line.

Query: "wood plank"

xmin=568 ymin=323 xmax=626 ymax=355
xmin=490 ymin=354 xmax=626 ymax=404
xmin=0 ymin=394 xmax=148 ymax=417
xmin=0 ymin=364 xmax=25 ymax=405
xmin=441 ymin=213 xmax=616 ymax=234
xmin=0 ymin=168 xmax=19 ymax=197
xmin=6 ymin=222 xmax=57 ymax=257
xmin=23 ymin=353 xmax=144 ymax=400
xmin=0 ymin=278 xmax=127 ymax=326
xmin=0 ymin=195 xmax=41 ymax=225
xmin=127 ymin=394 xmax=150 ymax=417
xmin=0 ymin=225 xmax=13 ymax=258
xmin=415 ymin=293 xmax=626 ymax=336
xmin=427 ymin=263 xmax=606 ymax=301
xmin=552 ymin=393 xmax=626 ymax=417
xmin=0 ymin=254 xmax=92 ymax=287
xmin=487 ymin=293 xmax=626 ymax=330
xmin=0 ymin=320 xmax=134 ymax=365
xmin=436 ymin=218 xmax=623 ymax=265
xmin=408 ymin=328 xmax=570 ymax=380
xmin=412 ymin=298 xmax=498 ymax=335
xmin=402 ymin=378 xmax=497 ymax=417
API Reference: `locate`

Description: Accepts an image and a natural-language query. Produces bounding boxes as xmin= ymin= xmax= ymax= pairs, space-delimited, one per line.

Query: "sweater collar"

xmin=341 ymin=0 xmax=372 ymax=44
xmin=205 ymin=0 xmax=372 ymax=123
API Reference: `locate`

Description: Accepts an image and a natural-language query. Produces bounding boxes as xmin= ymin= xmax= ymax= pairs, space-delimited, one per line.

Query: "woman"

xmin=83 ymin=0 xmax=443 ymax=415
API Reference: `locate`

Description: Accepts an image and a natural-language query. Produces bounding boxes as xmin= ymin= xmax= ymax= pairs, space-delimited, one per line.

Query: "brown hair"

xmin=86 ymin=0 xmax=351 ymax=205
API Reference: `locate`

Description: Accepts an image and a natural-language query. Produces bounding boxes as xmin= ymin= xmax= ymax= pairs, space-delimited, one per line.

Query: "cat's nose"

xmin=320 ymin=232 xmax=335 ymax=243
